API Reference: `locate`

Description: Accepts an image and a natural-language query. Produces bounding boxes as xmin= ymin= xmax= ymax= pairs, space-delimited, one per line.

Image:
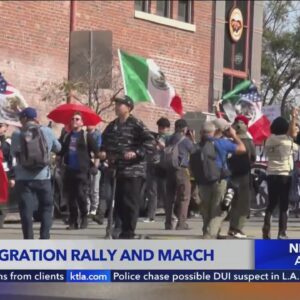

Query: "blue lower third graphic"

xmin=66 ymin=270 xmax=111 ymax=282
xmin=255 ymin=240 xmax=300 ymax=270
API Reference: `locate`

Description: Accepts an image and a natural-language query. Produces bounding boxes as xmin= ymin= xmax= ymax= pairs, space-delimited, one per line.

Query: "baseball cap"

xmin=234 ymin=114 xmax=249 ymax=126
xmin=213 ymin=118 xmax=230 ymax=132
xmin=19 ymin=107 xmax=37 ymax=119
xmin=114 ymin=96 xmax=134 ymax=111
xmin=202 ymin=121 xmax=216 ymax=133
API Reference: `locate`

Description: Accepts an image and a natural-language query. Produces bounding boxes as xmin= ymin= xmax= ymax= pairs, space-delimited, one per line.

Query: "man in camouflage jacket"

xmin=99 ymin=96 xmax=156 ymax=239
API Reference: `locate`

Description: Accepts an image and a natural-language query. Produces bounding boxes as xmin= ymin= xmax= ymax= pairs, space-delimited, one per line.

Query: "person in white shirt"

xmin=263 ymin=108 xmax=299 ymax=239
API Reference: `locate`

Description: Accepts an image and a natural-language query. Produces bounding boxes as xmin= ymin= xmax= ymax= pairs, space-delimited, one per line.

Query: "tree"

xmin=38 ymin=50 xmax=124 ymax=124
xmin=261 ymin=0 xmax=300 ymax=116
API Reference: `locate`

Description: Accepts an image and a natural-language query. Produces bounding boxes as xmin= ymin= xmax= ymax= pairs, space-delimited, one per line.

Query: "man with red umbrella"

xmin=99 ymin=96 xmax=156 ymax=239
xmin=57 ymin=112 xmax=99 ymax=230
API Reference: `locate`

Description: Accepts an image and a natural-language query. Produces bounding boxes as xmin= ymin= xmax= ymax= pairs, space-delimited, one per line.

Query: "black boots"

xmin=262 ymin=211 xmax=271 ymax=239
xmin=262 ymin=210 xmax=289 ymax=239
xmin=278 ymin=211 xmax=288 ymax=239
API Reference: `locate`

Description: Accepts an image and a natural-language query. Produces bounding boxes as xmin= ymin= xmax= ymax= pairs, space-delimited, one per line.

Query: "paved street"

xmin=1 ymin=214 xmax=300 ymax=300
xmin=2 ymin=213 xmax=300 ymax=239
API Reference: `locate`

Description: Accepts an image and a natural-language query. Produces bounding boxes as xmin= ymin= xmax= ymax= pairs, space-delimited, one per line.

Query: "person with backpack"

xmin=190 ymin=119 xmax=246 ymax=239
xmin=164 ymin=119 xmax=196 ymax=230
xmin=99 ymin=96 xmax=156 ymax=239
xmin=143 ymin=117 xmax=171 ymax=223
xmin=57 ymin=112 xmax=99 ymax=230
xmin=10 ymin=107 xmax=61 ymax=239
xmin=227 ymin=115 xmax=256 ymax=238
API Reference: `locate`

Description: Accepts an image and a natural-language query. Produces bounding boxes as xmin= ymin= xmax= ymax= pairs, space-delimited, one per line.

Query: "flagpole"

xmin=117 ymin=49 xmax=127 ymax=96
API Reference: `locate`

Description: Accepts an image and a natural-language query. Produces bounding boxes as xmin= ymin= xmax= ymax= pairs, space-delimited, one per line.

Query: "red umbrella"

xmin=47 ymin=103 xmax=102 ymax=126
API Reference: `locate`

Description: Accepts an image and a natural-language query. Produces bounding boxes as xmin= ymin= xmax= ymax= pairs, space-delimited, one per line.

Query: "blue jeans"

xmin=16 ymin=180 xmax=53 ymax=239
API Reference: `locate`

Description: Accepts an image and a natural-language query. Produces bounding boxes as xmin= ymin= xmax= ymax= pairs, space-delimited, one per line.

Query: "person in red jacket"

xmin=0 ymin=149 xmax=8 ymax=204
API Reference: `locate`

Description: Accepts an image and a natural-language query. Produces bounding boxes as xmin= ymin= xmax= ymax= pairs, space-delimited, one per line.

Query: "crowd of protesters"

xmin=0 ymin=96 xmax=299 ymax=240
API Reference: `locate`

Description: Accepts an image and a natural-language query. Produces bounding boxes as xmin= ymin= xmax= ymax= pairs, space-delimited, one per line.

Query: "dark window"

xmin=156 ymin=0 xmax=171 ymax=18
xmin=135 ymin=0 xmax=150 ymax=13
xmin=223 ymin=0 xmax=252 ymax=93
xmin=225 ymin=1 xmax=234 ymax=17
xmin=236 ymin=0 xmax=248 ymax=24
xmin=224 ymin=25 xmax=233 ymax=69
xmin=223 ymin=74 xmax=232 ymax=95
xmin=69 ymin=31 xmax=112 ymax=89
xmin=178 ymin=0 xmax=193 ymax=23
xmin=234 ymin=29 xmax=246 ymax=71
xmin=222 ymin=75 xmax=244 ymax=95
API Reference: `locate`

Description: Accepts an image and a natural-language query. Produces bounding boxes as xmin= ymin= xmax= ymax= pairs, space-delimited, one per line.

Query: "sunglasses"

xmin=71 ymin=117 xmax=82 ymax=121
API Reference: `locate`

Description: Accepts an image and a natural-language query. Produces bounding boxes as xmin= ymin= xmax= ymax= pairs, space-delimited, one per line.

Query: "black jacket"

xmin=58 ymin=130 xmax=98 ymax=174
xmin=228 ymin=137 xmax=256 ymax=177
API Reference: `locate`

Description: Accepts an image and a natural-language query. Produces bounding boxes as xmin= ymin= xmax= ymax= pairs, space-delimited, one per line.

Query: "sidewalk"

xmin=1 ymin=215 xmax=300 ymax=239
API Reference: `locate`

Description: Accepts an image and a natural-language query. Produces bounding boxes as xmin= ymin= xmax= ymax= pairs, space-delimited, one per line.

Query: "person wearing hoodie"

xmin=227 ymin=115 xmax=256 ymax=238
xmin=262 ymin=109 xmax=299 ymax=239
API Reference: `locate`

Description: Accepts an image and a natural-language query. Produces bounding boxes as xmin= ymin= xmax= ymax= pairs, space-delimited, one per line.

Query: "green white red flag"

xmin=222 ymin=80 xmax=271 ymax=144
xmin=118 ymin=50 xmax=183 ymax=115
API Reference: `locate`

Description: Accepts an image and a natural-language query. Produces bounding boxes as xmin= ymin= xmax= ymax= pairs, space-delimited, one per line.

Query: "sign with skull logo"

xmin=229 ymin=7 xmax=243 ymax=43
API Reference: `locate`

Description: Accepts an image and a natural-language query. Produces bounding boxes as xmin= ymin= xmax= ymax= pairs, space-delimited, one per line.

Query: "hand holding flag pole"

xmin=220 ymin=79 xmax=271 ymax=144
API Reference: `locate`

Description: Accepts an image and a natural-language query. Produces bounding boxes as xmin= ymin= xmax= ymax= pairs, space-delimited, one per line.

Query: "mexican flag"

xmin=0 ymin=72 xmax=28 ymax=126
xmin=222 ymin=80 xmax=271 ymax=144
xmin=118 ymin=50 xmax=183 ymax=115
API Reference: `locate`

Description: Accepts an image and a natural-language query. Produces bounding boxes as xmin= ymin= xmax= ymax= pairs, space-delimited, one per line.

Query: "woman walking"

xmin=262 ymin=109 xmax=299 ymax=239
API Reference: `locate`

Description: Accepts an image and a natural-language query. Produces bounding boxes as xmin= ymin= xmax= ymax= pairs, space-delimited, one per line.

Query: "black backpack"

xmin=190 ymin=140 xmax=221 ymax=184
xmin=19 ymin=125 xmax=50 ymax=170
xmin=159 ymin=136 xmax=185 ymax=171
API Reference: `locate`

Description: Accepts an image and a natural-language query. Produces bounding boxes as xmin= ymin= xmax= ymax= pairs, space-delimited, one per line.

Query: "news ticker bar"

xmin=0 ymin=270 xmax=300 ymax=283
xmin=0 ymin=240 xmax=300 ymax=270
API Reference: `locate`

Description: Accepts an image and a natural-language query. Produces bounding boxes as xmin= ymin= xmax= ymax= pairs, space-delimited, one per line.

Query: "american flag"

xmin=0 ymin=73 xmax=18 ymax=95
xmin=239 ymin=84 xmax=262 ymax=103
xmin=0 ymin=72 xmax=27 ymax=125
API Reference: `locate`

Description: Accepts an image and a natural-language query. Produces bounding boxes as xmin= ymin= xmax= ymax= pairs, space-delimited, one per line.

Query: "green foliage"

xmin=261 ymin=0 xmax=300 ymax=115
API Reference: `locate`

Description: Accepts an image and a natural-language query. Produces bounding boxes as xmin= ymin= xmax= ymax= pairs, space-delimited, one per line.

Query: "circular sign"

xmin=229 ymin=7 xmax=243 ymax=42
xmin=234 ymin=53 xmax=243 ymax=65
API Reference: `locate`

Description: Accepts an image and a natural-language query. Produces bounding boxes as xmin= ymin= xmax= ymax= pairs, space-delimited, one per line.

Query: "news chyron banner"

xmin=0 ymin=240 xmax=299 ymax=283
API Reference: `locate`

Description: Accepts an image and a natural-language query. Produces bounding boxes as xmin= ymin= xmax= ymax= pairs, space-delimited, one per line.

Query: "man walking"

xmin=11 ymin=107 xmax=61 ymax=239
xmin=164 ymin=119 xmax=196 ymax=230
xmin=195 ymin=119 xmax=246 ymax=239
xmin=99 ymin=96 xmax=156 ymax=239
xmin=86 ymin=125 xmax=102 ymax=216
xmin=58 ymin=112 xmax=99 ymax=230
xmin=144 ymin=117 xmax=171 ymax=222
xmin=228 ymin=115 xmax=256 ymax=238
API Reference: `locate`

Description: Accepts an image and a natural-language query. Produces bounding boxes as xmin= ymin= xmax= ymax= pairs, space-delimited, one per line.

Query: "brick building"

xmin=0 ymin=0 xmax=263 ymax=131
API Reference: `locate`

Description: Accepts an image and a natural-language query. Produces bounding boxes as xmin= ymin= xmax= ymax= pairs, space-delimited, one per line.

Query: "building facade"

xmin=0 ymin=1 xmax=263 ymax=130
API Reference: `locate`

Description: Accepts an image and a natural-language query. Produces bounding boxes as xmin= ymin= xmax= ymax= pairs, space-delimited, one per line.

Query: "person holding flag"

xmin=0 ymin=72 xmax=27 ymax=228
xmin=227 ymin=115 xmax=256 ymax=238
xmin=220 ymin=80 xmax=271 ymax=144
xmin=0 ymin=121 xmax=15 ymax=227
